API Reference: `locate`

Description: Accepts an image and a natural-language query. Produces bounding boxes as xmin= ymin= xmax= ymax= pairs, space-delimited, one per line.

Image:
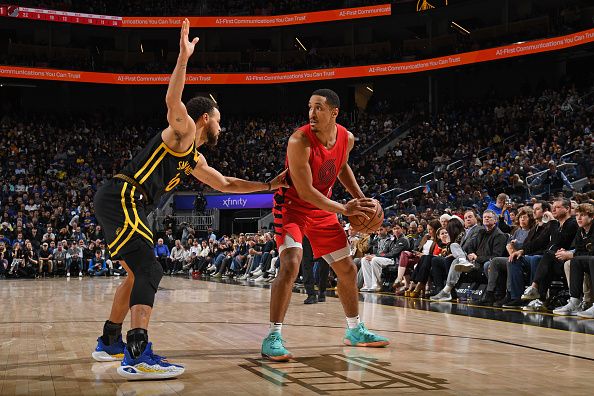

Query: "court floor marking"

xmin=3 ymin=320 xmax=593 ymax=363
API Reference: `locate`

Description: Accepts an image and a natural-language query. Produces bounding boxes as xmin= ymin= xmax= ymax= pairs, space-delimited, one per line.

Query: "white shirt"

xmin=171 ymin=246 xmax=185 ymax=261
xmin=189 ymin=246 xmax=201 ymax=256
xmin=199 ymin=246 xmax=210 ymax=257
xmin=421 ymin=239 xmax=433 ymax=256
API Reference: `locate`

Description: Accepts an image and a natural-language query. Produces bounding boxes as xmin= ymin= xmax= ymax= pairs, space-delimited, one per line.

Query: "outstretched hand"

xmin=344 ymin=198 xmax=376 ymax=219
xmin=179 ymin=18 xmax=199 ymax=60
xmin=270 ymin=169 xmax=289 ymax=190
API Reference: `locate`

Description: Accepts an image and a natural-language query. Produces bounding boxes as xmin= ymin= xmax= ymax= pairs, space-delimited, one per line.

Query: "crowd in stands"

xmin=377 ymin=81 xmax=594 ymax=211
xmin=1 ymin=79 xmax=593 ymax=318
xmin=350 ymin=195 xmax=594 ymax=317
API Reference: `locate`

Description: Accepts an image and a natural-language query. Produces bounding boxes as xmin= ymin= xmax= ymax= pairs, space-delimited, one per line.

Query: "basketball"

xmin=349 ymin=199 xmax=384 ymax=234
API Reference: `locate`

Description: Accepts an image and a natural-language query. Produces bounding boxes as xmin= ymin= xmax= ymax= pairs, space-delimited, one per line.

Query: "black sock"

xmin=127 ymin=328 xmax=148 ymax=359
xmin=100 ymin=320 xmax=122 ymax=346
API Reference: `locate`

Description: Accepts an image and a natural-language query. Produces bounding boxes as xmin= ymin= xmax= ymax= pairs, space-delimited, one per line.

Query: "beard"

xmin=205 ymin=125 xmax=219 ymax=147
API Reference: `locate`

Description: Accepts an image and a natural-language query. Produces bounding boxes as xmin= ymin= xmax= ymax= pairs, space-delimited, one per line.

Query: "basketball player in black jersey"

xmin=91 ymin=19 xmax=288 ymax=380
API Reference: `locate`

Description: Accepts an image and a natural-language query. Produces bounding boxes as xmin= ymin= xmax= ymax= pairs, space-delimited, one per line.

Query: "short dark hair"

xmin=537 ymin=200 xmax=551 ymax=212
xmin=464 ymin=209 xmax=477 ymax=218
xmin=312 ymin=89 xmax=340 ymax=108
xmin=185 ymin=96 xmax=218 ymax=122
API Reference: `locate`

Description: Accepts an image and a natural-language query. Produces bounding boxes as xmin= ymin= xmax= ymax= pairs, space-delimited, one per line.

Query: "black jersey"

xmin=120 ymin=132 xmax=201 ymax=205
xmin=94 ymin=132 xmax=200 ymax=257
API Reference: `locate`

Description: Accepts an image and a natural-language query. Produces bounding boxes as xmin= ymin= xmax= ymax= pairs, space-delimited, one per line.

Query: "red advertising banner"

xmin=1 ymin=29 xmax=593 ymax=85
xmin=121 ymin=5 xmax=391 ymax=28
xmin=0 ymin=4 xmax=390 ymax=28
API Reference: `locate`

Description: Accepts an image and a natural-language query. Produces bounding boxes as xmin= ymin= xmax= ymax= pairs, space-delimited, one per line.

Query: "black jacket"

xmin=547 ymin=217 xmax=578 ymax=252
xmin=522 ymin=222 xmax=553 ymax=256
xmin=380 ymin=235 xmax=410 ymax=260
xmin=471 ymin=227 xmax=508 ymax=265
xmin=572 ymin=226 xmax=594 ymax=256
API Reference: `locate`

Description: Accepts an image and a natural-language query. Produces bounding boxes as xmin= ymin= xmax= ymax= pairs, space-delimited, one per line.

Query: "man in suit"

xmin=461 ymin=209 xmax=483 ymax=251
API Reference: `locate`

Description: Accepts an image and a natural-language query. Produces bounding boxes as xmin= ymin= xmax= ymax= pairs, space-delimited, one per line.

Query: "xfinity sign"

xmin=205 ymin=194 xmax=274 ymax=210
xmin=222 ymin=197 xmax=247 ymax=208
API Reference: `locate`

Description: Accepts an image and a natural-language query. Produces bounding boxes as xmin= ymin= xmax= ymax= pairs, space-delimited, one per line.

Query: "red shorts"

xmin=273 ymin=205 xmax=348 ymax=258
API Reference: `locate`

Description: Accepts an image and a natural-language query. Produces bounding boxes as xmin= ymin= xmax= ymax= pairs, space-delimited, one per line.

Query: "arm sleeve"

xmin=561 ymin=172 xmax=573 ymax=189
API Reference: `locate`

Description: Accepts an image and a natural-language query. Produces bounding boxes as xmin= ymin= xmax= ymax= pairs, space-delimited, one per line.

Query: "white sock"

xmin=346 ymin=315 xmax=361 ymax=329
xmin=443 ymin=285 xmax=452 ymax=293
xmin=269 ymin=322 xmax=282 ymax=335
xmin=570 ymin=297 xmax=580 ymax=307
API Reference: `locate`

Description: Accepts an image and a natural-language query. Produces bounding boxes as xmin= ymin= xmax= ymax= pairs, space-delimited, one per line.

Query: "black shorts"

xmin=94 ymin=179 xmax=154 ymax=258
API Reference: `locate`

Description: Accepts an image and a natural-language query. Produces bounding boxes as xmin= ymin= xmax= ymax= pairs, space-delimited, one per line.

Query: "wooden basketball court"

xmin=1 ymin=277 xmax=593 ymax=395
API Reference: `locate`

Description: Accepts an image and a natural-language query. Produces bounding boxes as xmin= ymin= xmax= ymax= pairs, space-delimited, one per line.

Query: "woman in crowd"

xmin=393 ymin=222 xmax=432 ymax=295
xmin=430 ymin=218 xmax=466 ymax=293
xmin=9 ymin=242 xmax=24 ymax=275
xmin=402 ymin=219 xmax=442 ymax=298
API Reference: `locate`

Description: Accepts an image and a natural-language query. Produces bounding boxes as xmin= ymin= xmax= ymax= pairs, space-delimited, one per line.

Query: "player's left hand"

xmin=270 ymin=169 xmax=289 ymax=190
xmin=344 ymin=198 xmax=376 ymax=219
xmin=179 ymin=18 xmax=199 ymax=60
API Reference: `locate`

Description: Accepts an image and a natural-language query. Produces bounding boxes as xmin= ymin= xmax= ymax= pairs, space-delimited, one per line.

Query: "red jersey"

xmin=275 ymin=123 xmax=349 ymax=212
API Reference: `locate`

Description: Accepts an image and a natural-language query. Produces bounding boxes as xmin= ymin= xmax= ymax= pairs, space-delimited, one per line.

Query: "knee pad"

xmin=121 ymin=240 xmax=164 ymax=308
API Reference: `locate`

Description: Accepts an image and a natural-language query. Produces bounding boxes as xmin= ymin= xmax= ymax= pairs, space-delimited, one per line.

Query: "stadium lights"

xmin=451 ymin=21 xmax=470 ymax=35
xmin=140 ymin=43 xmax=144 ymax=53
xmin=366 ymin=86 xmax=374 ymax=92
xmin=295 ymin=37 xmax=307 ymax=52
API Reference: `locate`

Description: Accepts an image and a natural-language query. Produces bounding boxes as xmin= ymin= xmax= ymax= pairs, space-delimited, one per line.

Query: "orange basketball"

xmin=349 ymin=199 xmax=384 ymax=234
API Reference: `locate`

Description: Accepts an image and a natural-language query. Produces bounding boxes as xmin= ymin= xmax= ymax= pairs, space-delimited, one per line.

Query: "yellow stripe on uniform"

xmin=129 ymin=186 xmax=153 ymax=242
xmin=110 ymin=140 xmax=193 ymax=255
xmin=138 ymin=218 xmax=153 ymax=238
xmin=134 ymin=141 xmax=194 ymax=183
xmin=111 ymin=185 xmax=153 ymax=256
xmin=134 ymin=144 xmax=164 ymax=180
xmin=162 ymin=141 xmax=194 ymax=157
xmin=108 ymin=183 xmax=130 ymax=250
xmin=139 ymin=151 xmax=167 ymax=184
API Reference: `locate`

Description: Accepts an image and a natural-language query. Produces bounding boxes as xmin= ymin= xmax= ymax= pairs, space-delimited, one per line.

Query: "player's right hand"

xmin=343 ymin=198 xmax=376 ymax=219
xmin=179 ymin=18 xmax=199 ymax=60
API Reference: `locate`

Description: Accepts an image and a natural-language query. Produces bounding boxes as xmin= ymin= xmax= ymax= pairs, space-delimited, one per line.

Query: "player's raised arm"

xmin=288 ymin=131 xmax=374 ymax=217
xmin=165 ymin=18 xmax=199 ymax=136
xmin=337 ymin=131 xmax=365 ymax=199
xmin=191 ymin=154 xmax=288 ymax=193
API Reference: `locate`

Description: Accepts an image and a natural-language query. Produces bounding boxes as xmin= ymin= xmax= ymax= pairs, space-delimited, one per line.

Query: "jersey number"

xmin=165 ymin=173 xmax=181 ymax=192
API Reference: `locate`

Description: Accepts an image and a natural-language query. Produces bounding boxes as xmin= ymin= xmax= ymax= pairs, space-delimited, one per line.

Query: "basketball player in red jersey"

xmin=261 ymin=89 xmax=390 ymax=361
